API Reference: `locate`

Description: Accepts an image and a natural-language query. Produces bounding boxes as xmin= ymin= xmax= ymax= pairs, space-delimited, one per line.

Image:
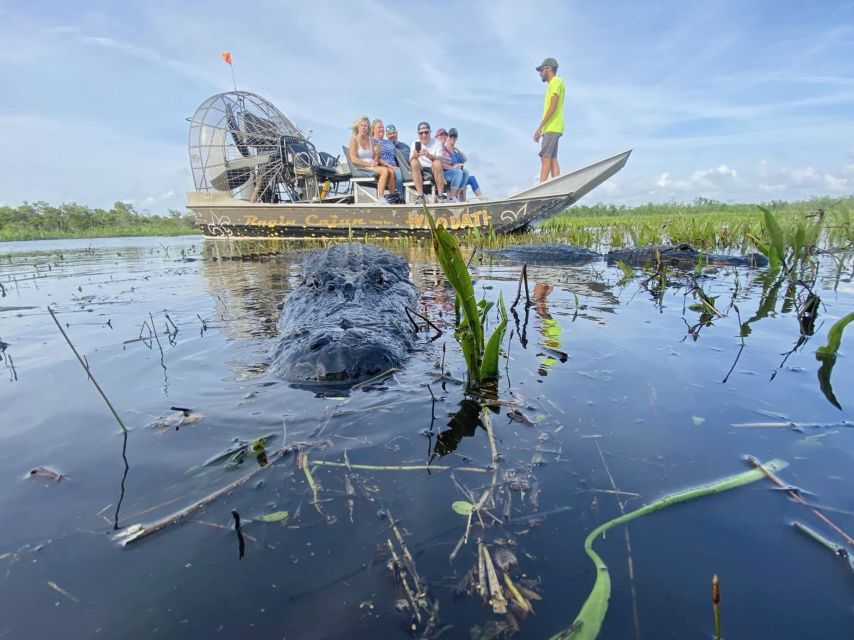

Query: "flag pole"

xmin=222 ymin=51 xmax=237 ymax=91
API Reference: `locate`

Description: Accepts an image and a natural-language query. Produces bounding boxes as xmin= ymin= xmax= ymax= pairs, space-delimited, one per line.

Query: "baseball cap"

xmin=417 ymin=121 xmax=430 ymax=132
xmin=448 ymin=128 xmax=458 ymax=137
xmin=435 ymin=128 xmax=448 ymax=137
xmin=386 ymin=124 xmax=397 ymax=132
xmin=536 ymin=57 xmax=559 ymax=71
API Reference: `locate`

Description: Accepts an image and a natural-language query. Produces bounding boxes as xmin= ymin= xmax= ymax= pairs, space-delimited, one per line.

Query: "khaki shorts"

xmin=539 ymin=132 xmax=561 ymax=159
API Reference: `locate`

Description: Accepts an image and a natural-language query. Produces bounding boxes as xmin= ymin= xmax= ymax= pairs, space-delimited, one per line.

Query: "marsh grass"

xmin=540 ymin=195 xmax=853 ymax=251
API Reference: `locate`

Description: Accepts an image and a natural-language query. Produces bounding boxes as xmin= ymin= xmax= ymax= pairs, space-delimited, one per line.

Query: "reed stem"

xmin=48 ymin=307 xmax=128 ymax=433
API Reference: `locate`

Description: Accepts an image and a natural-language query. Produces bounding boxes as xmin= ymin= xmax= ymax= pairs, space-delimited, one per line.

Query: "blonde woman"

xmin=348 ymin=115 xmax=395 ymax=203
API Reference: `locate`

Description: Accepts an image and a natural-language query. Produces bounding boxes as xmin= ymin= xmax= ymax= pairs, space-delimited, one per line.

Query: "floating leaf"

xmin=691 ymin=416 xmax=706 ymax=426
xmin=255 ymin=510 xmax=289 ymax=523
xmin=451 ymin=500 xmax=475 ymax=516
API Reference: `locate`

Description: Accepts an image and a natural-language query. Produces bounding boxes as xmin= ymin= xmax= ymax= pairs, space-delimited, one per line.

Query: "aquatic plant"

xmin=815 ymin=311 xmax=854 ymax=410
xmin=550 ymin=458 xmax=788 ymax=640
xmin=424 ymin=205 xmax=508 ymax=387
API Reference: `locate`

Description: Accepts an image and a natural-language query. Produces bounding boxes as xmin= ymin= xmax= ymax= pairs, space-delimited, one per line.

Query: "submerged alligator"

xmin=272 ymin=243 xmax=419 ymax=385
xmin=486 ymin=243 xmax=768 ymax=268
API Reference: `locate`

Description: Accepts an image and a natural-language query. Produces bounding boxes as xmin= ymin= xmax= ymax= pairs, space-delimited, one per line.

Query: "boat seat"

xmin=395 ymin=148 xmax=436 ymax=203
xmin=341 ymin=146 xmax=378 ymax=184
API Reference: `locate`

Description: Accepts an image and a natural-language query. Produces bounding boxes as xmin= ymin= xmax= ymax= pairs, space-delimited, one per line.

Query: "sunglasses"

xmin=418 ymin=130 xmax=430 ymax=135
xmin=449 ymin=134 xmax=458 ymax=139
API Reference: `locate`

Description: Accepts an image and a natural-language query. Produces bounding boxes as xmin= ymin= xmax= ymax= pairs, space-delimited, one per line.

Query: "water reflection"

xmin=113 ymin=429 xmax=130 ymax=530
xmin=200 ymin=254 xmax=298 ymax=340
xmin=432 ymin=398 xmax=485 ymax=459
xmin=532 ymin=282 xmax=568 ymax=376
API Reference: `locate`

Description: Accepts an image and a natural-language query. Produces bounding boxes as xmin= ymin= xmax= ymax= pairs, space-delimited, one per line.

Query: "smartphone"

xmin=415 ymin=141 xmax=422 ymax=152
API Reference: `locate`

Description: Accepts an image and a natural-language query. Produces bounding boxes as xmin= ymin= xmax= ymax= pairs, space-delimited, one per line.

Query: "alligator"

xmin=484 ymin=244 xmax=602 ymax=266
xmin=486 ymin=243 xmax=768 ymax=269
xmin=272 ymin=243 xmax=419 ymax=385
xmin=606 ymin=243 xmax=769 ymax=268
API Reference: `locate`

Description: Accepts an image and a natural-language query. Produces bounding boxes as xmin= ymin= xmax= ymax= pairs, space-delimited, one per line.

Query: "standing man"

xmin=533 ymin=57 xmax=565 ymax=183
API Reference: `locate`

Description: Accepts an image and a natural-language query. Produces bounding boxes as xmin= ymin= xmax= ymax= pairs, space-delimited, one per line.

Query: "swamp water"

xmin=0 ymin=235 xmax=852 ymax=639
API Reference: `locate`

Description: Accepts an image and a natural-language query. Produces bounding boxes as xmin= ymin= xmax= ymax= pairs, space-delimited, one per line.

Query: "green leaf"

xmin=452 ymin=501 xmax=475 ymax=516
xmin=480 ymin=292 xmax=509 ymax=380
xmin=550 ymin=458 xmax=789 ymax=640
xmin=759 ymin=206 xmax=786 ymax=271
xmin=816 ymin=311 xmax=854 ymax=359
xmin=255 ymin=510 xmax=289 ymax=523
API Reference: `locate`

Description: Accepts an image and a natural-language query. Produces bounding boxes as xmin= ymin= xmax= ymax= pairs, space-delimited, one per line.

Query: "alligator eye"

xmin=326 ymin=282 xmax=335 ymax=292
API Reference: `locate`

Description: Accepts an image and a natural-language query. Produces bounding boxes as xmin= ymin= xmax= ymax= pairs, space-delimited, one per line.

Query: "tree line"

xmin=0 ymin=201 xmax=198 ymax=240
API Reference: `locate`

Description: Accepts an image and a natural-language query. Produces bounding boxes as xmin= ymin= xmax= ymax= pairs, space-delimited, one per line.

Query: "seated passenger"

xmin=446 ymin=128 xmax=486 ymax=201
xmin=435 ymin=128 xmax=465 ymax=202
xmin=386 ymin=124 xmax=410 ymax=160
xmin=409 ymin=122 xmax=446 ymax=204
xmin=371 ymin=119 xmax=403 ymax=203
xmin=348 ymin=115 xmax=395 ymax=203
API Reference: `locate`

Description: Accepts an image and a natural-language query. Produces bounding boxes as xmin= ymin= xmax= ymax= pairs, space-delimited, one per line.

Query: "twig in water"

xmin=115 ymin=451 xmax=281 ymax=545
xmin=405 ymin=306 xmax=443 ymax=338
xmin=793 ymin=521 xmax=854 ymax=574
xmin=482 ymin=409 xmax=500 ymax=464
xmin=350 ymin=368 xmax=399 ymax=390
xmin=47 ymin=307 xmax=127 ymax=433
xmin=747 ymin=456 xmax=854 ymax=549
xmin=310 ymin=460 xmax=488 ymax=473
xmin=595 ymin=439 xmax=641 ymax=640
xmin=511 ymin=264 xmax=531 ymax=311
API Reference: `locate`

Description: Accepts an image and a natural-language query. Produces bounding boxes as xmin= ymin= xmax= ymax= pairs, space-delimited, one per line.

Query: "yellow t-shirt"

xmin=542 ymin=75 xmax=566 ymax=134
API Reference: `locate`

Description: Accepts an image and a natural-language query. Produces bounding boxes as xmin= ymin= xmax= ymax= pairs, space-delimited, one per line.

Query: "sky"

xmin=1 ymin=0 xmax=853 ymax=213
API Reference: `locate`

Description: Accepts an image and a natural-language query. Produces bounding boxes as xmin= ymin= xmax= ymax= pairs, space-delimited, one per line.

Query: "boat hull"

xmin=188 ymin=150 xmax=631 ymax=239
xmin=190 ymin=194 xmax=574 ymax=239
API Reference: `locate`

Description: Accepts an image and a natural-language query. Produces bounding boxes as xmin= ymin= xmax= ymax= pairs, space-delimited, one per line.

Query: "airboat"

xmin=186 ymin=91 xmax=631 ymax=239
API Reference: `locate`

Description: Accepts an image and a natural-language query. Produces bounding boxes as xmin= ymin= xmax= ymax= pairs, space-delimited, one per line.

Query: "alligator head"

xmin=272 ymin=244 xmax=420 ymax=386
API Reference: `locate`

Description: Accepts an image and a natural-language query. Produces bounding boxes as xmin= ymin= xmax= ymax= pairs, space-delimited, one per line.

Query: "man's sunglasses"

xmin=418 ymin=130 xmax=430 ymax=135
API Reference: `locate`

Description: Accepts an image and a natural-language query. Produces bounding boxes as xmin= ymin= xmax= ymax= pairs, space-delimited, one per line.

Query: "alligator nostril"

xmin=326 ymin=282 xmax=335 ymax=293
xmin=340 ymin=318 xmax=353 ymax=330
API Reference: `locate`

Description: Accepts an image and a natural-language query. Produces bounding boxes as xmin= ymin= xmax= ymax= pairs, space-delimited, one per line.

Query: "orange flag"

xmin=221 ymin=51 xmax=232 ymax=65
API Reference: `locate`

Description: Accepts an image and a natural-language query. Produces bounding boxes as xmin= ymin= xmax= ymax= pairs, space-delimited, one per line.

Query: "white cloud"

xmin=0 ymin=114 xmax=189 ymax=211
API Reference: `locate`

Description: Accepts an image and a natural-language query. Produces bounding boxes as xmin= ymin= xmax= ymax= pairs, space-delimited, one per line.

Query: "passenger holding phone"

xmin=409 ymin=122 xmax=446 ymax=205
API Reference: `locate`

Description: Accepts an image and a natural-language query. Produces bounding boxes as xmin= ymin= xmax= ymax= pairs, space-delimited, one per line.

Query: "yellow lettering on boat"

xmin=461 ymin=213 xmax=473 ymax=227
xmin=449 ymin=214 xmax=461 ymax=230
xmin=407 ymin=212 xmax=429 ymax=229
xmin=436 ymin=217 xmax=449 ymax=228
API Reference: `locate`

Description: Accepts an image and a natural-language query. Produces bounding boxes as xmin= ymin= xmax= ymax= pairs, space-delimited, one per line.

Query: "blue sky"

xmin=1 ymin=0 xmax=853 ymax=212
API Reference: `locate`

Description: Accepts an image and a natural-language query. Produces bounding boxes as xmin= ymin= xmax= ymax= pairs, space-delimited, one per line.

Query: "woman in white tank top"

xmin=348 ymin=115 xmax=395 ymax=203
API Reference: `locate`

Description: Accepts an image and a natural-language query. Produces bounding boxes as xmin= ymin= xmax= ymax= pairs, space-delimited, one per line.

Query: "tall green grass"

xmin=540 ymin=195 xmax=853 ymax=250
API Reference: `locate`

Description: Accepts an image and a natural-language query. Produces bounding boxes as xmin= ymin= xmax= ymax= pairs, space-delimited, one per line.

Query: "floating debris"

xmin=27 ymin=467 xmax=67 ymax=482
